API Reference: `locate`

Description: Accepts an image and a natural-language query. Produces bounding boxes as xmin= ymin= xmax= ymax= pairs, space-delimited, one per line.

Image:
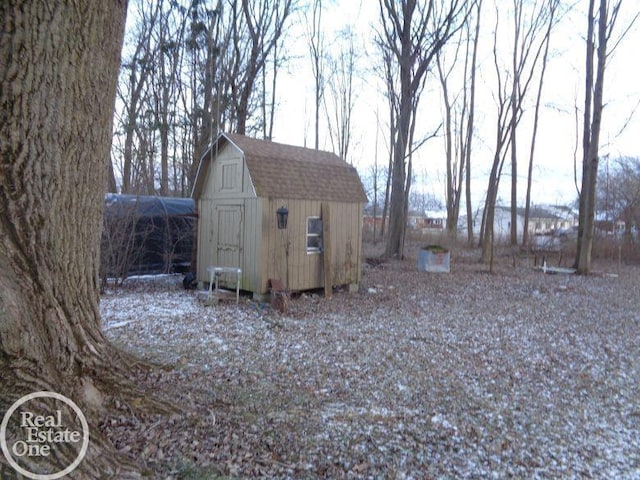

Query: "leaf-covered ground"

xmin=101 ymin=250 xmax=640 ymax=479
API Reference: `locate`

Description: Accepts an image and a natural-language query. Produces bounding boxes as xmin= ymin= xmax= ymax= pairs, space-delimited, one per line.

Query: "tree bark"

xmin=481 ymin=150 xmax=503 ymax=266
xmin=575 ymin=0 xmax=611 ymax=274
xmin=0 ymin=1 xmax=142 ymax=476
xmin=509 ymin=0 xmax=520 ymax=247
xmin=307 ymin=0 xmax=323 ymax=150
xmin=465 ymin=0 xmax=482 ymax=247
xmin=437 ymin=51 xmax=456 ymax=236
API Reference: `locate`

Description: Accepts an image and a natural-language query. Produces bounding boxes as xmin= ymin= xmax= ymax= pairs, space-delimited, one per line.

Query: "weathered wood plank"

xmin=322 ymin=203 xmax=332 ymax=298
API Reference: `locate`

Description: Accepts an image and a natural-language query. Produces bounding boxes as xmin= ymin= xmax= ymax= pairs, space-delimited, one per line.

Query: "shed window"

xmin=306 ymin=217 xmax=323 ymax=253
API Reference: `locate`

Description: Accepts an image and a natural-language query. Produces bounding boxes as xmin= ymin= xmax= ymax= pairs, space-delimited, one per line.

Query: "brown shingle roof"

xmin=196 ymin=133 xmax=367 ymax=203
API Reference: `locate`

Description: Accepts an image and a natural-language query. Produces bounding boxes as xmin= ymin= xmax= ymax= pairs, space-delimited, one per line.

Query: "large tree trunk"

xmin=509 ymin=4 xmax=520 ymax=247
xmin=509 ymin=94 xmax=518 ymax=246
xmin=0 ymin=1 xmax=142 ymax=476
xmin=575 ymin=0 xmax=609 ymax=274
xmin=481 ymin=159 xmax=500 ymax=266
xmin=385 ymin=138 xmax=408 ymax=257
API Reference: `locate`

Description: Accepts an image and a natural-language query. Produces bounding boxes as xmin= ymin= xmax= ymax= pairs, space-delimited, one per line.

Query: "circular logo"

xmin=1 ymin=391 xmax=89 ymax=480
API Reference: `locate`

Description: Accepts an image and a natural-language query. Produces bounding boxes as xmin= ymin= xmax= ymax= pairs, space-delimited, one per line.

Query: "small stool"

xmin=206 ymin=266 xmax=242 ymax=305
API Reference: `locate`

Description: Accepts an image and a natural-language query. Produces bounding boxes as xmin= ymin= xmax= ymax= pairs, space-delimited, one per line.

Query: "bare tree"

xmin=324 ymin=27 xmax=358 ymax=161
xmin=228 ymin=0 xmax=294 ymax=135
xmin=376 ymin=0 xmax=469 ymax=258
xmin=480 ymin=0 xmax=557 ymax=265
xmin=478 ymin=30 xmax=512 ymax=266
xmin=114 ymin=0 xmax=205 ymax=195
xmin=574 ymin=0 xmax=634 ymax=273
xmin=597 ymin=156 xmax=640 ymax=242
xmin=376 ymin=45 xmax=398 ymax=242
xmin=154 ymin=1 xmax=189 ymax=195
xmin=189 ymin=0 xmax=227 ymax=187
xmin=114 ymin=0 xmax=159 ymax=193
xmin=509 ymin=0 xmax=560 ymax=246
xmin=361 ymin=128 xmax=387 ymax=245
xmin=369 ymin=157 xmax=386 ymax=244
xmin=436 ymin=39 xmax=463 ymax=239
xmin=304 ymin=0 xmax=325 ymax=149
xmin=464 ymin=0 xmax=482 ymax=247
xmin=111 ymin=0 xmax=294 ymax=195
xmin=436 ymin=0 xmax=483 ymax=241
xmin=522 ymin=0 xmax=559 ymax=247
xmin=261 ymin=9 xmax=289 ymax=140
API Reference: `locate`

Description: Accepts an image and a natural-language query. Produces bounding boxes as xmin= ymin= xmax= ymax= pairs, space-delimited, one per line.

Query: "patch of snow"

xmin=99 ymin=259 xmax=640 ymax=479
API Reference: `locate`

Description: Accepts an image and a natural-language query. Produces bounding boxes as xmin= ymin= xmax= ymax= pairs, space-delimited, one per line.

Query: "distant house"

xmin=526 ymin=205 xmax=577 ymax=235
xmin=406 ymin=210 xmax=446 ymax=232
xmin=494 ymin=206 xmax=525 ymax=239
xmin=595 ymin=211 xmax=626 ymax=236
xmin=424 ymin=210 xmax=447 ymax=230
xmin=456 ymin=206 xmax=525 ymax=239
xmin=192 ymin=132 xmax=367 ymax=296
xmin=362 ymin=204 xmax=386 ymax=234
xmin=458 ymin=204 xmax=578 ymax=241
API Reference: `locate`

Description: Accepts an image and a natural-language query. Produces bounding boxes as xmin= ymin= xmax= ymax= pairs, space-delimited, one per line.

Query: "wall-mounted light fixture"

xmin=276 ymin=206 xmax=288 ymax=230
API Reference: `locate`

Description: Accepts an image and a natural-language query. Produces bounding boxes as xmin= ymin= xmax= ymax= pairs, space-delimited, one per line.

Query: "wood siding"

xmin=259 ymin=198 xmax=363 ymax=294
xmin=196 ymin=143 xmax=261 ymax=291
xmin=196 ymin=141 xmax=364 ymax=296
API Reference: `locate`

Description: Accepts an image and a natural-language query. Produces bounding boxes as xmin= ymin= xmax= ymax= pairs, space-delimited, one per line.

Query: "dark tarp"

xmin=101 ymin=194 xmax=195 ymax=277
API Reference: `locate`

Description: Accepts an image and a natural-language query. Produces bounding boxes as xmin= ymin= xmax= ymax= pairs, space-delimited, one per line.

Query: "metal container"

xmin=417 ymin=246 xmax=450 ymax=273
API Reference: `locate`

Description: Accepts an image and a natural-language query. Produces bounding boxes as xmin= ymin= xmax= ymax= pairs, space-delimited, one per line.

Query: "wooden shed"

xmin=192 ymin=132 xmax=367 ymax=296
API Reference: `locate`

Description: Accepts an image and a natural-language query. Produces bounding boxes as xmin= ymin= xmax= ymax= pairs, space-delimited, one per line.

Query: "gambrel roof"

xmin=193 ymin=132 xmax=367 ymax=203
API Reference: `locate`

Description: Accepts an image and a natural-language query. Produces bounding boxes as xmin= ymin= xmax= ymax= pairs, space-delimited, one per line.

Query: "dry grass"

xmin=100 ymin=246 xmax=640 ymax=479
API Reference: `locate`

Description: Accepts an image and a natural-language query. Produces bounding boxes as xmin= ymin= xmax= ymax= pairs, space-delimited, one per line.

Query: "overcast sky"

xmin=271 ymin=0 xmax=640 ymax=209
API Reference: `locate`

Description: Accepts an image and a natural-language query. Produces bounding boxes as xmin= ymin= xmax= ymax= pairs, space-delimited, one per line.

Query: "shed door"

xmin=215 ymin=205 xmax=243 ymax=269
